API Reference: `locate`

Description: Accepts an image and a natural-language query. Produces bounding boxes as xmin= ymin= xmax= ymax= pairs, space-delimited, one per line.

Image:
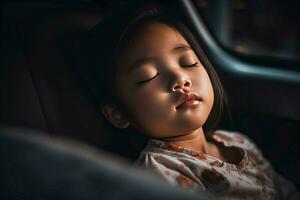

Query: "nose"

xmin=170 ymin=73 xmax=192 ymax=92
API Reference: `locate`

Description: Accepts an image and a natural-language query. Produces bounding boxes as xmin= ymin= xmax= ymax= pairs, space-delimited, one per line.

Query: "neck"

xmin=161 ymin=127 xmax=210 ymax=154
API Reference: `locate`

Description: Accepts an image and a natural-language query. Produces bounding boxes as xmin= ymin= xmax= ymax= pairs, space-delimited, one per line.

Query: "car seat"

xmin=0 ymin=2 xmax=145 ymax=160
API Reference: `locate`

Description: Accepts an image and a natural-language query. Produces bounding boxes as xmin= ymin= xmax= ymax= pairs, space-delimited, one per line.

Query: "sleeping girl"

xmin=74 ymin=4 xmax=299 ymax=200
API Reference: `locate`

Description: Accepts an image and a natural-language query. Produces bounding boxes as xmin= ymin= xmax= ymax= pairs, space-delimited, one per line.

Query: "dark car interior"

xmin=1 ymin=0 xmax=299 ymax=196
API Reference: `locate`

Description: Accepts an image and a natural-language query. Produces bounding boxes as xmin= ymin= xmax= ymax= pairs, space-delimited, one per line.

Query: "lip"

xmin=176 ymin=92 xmax=202 ymax=110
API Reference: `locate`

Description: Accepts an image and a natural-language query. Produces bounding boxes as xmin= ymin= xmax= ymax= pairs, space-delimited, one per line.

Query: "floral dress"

xmin=135 ymin=130 xmax=300 ymax=200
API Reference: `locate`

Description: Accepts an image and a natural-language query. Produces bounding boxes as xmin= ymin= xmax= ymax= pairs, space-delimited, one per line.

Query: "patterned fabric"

xmin=135 ymin=130 xmax=299 ymax=199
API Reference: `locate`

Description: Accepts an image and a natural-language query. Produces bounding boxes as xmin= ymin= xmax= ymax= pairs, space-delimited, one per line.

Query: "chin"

xmin=176 ymin=119 xmax=206 ymax=133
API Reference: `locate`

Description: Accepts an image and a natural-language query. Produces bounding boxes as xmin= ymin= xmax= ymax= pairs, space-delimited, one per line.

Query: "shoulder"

xmin=212 ymin=129 xmax=259 ymax=150
xmin=213 ymin=130 xmax=273 ymax=171
xmin=135 ymin=150 xmax=182 ymax=171
xmin=135 ymin=151 xmax=205 ymax=191
xmin=212 ymin=130 xmax=267 ymax=163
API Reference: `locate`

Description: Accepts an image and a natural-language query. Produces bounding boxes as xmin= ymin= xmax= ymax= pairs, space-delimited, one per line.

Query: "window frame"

xmin=180 ymin=0 xmax=300 ymax=84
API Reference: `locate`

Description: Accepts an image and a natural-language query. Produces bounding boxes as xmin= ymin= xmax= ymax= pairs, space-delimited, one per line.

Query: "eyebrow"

xmin=127 ymin=44 xmax=192 ymax=75
xmin=171 ymin=44 xmax=192 ymax=53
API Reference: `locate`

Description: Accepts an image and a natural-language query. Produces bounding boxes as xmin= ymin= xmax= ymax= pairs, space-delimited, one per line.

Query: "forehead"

xmin=134 ymin=21 xmax=188 ymax=52
xmin=117 ymin=22 xmax=190 ymax=70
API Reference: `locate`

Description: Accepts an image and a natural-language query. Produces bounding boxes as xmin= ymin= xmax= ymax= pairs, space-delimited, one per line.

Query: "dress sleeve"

xmin=135 ymin=152 xmax=205 ymax=192
xmin=233 ymin=131 xmax=300 ymax=200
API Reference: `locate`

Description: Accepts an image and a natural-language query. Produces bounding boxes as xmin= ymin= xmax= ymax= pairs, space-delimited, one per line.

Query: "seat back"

xmin=0 ymin=2 xmax=145 ymax=160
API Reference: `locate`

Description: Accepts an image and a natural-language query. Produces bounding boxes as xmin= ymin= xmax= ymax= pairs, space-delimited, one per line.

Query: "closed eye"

xmin=183 ymin=62 xmax=198 ymax=68
xmin=136 ymin=73 xmax=159 ymax=85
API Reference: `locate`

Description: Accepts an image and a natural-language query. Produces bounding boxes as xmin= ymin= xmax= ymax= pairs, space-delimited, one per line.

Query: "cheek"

xmin=201 ymin=72 xmax=215 ymax=111
xmin=192 ymin=68 xmax=215 ymax=109
xmin=131 ymin=88 xmax=169 ymax=117
xmin=125 ymin=87 xmax=175 ymax=134
xmin=115 ymin=79 xmax=162 ymax=118
xmin=203 ymin=75 xmax=214 ymax=97
xmin=132 ymin=94 xmax=153 ymax=114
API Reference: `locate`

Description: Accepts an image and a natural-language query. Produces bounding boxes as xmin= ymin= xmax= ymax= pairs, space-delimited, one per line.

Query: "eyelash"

xmin=183 ymin=62 xmax=198 ymax=68
xmin=136 ymin=73 xmax=160 ymax=85
xmin=136 ymin=62 xmax=198 ymax=85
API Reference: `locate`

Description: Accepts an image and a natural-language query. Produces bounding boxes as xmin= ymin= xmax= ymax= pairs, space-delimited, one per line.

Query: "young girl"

xmin=74 ymin=4 xmax=299 ymax=200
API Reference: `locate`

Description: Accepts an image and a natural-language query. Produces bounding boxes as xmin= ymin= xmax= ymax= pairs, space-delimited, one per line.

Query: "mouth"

xmin=175 ymin=92 xmax=202 ymax=110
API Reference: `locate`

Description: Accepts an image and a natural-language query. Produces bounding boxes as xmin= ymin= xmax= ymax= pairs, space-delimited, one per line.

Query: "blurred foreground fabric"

xmin=0 ymin=126 xmax=210 ymax=200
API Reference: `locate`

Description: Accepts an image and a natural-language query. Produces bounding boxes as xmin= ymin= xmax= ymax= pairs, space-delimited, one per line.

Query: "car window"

xmin=195 ymin=0 xmax=300 ymax=62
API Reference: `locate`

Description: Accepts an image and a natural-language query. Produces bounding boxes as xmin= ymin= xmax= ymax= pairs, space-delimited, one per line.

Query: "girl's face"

xmin=104 ymin=21 xmax=214 ymax=139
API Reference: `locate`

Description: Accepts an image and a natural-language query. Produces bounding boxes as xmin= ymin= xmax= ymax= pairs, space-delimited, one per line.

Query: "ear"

xmin=100 ymin=103 xmax=130 ymax=129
